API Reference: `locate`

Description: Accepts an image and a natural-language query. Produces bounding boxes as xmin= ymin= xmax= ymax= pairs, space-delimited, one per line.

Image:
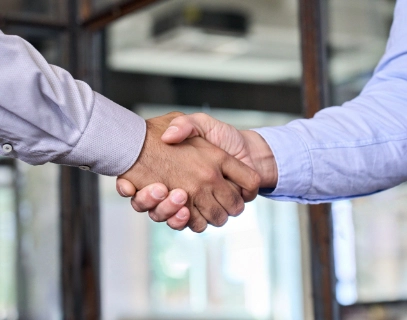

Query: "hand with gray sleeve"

xmin=0 ymin=30 xmax=260 ymax=233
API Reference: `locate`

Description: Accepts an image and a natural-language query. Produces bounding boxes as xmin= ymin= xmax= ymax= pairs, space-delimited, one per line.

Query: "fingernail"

xmin=119 ymin=186 xmax=128 ymax=197
xmin=163 ymin=126 xmax=179 ymax=136
xmin=151 ymin=186 xmax=166 ymax=200
xmin=171 ymin=191 xmax=186 ymax=204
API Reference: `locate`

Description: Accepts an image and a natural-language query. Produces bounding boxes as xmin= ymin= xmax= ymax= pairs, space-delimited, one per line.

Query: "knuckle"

xmin=232 ymin=203 xmax=245 ymax=217
xmin=209 ymin=207 xmax=227 ymax=227
xmin=189 ymin=219 xmax=207 ymax=233
xmin=218 ymin=150 xmax=229 ymax=162
xmin=216 ymin=187 xmax=244 ymax=217
xmin=210 ymin=146 xmax=226 ymax=161
xmin=248 ymin=171 xmax=261 ymax=190
xmin=194 ymin=224 xmax=208 ymax=233
xmin=232 ymin=190 xmax=242 ymax=206
xmin=200 ymin=167 xmax=220 ymax=183
xmin=216 ymin=215 xmax=228 ymax=227
xmin=167 ymin=111 xmax=185 ymax=119
xmin=195 ymin=112 xmax=209 ymax=121
xmin=200 ymin=112 xmax=215 ymax=123
xmin=230 ymin=195 xmax=245 ymax=217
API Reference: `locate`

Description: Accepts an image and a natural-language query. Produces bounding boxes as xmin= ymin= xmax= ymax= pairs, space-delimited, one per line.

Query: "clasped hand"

xmin=117 ymin=112 xmax=277 ymax=232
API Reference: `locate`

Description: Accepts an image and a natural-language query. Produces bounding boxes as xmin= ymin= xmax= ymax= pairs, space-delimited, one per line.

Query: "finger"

xmin=166 ymin=207 xmax=190 ymax=231
xmin=161 ymin=118 xmax=198 ymax=144
xmin=221 ymin=154 xmax=261 ymax=202
xmin=161 ymin=113 xmax=213 ymax=144
xmin=187 ymin=204 xmax=208 ymax=233
xmin=116 ymin=178 xmax=137 ymax=197
xmin=149 ymin=189 xmax=188 ymax=222
xmin=194 ymin=195 xmax=229 ymax=228
xmin=162 ymin=113 xmax=240 ymax=157
xmin=213 ymin=180 xmax=245 ymax=217
xmin=130 ymin=183 xmax=168 ymax=212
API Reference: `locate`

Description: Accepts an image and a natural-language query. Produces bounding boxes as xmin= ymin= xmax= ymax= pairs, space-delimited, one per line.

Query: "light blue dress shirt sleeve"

xmin=253 ymin=0 xmax=407 ymax=204
xmin=0 ymin=30 xmax=146 ymax=176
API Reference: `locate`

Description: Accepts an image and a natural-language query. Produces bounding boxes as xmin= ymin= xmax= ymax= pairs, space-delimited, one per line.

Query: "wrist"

xmin=241 ymin=130 xmax=278 ymax=188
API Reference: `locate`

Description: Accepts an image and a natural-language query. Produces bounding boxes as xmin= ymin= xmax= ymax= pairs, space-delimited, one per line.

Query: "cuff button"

xmin=2 ymin=144 xmax=13 ymax=154
xmin=79 ymin=165 xmax=90 ymax=171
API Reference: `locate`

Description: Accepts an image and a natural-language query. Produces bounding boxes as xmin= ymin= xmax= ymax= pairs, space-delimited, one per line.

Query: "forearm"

xmin=241 ymin=130 xmax=277 ymax=188
xmin=255 ymin=93 xmax=407 ymax=204
xmin=0 ymin=30 xmax=146 ymax=175
xmin=253 ymin=0 xmax=407 ymax=203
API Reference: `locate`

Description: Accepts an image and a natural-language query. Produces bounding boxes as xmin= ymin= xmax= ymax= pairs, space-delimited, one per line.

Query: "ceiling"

xmin=107 ymin=0 xmax=393 ymax=84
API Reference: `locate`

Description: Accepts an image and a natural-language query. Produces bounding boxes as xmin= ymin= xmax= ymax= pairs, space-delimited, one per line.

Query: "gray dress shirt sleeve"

xmin=0 ymin=30 xmax=146 ymax=176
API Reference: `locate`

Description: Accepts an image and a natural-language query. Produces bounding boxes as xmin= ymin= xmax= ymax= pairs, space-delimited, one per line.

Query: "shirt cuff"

xmin=53 ymin=92 xmax=146 ymax=176
xmin=251 ymin=126 xmax=313 ymax=200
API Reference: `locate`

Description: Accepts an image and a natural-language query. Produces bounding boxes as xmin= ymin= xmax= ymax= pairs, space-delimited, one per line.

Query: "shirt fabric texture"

xmin=253 ymin=0 xmax=407 ymax=203
xmin=0 ymin=29 xmax=146 ymax=176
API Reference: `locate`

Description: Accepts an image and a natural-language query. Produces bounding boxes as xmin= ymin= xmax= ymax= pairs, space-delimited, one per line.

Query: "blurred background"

xmin=1 ymin=0 xmax=407 ymax=319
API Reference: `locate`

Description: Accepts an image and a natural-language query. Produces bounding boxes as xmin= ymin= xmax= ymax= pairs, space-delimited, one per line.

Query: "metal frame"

xmin=0 ymin=0 xmax=163 ymax=31
xmin=0 ymin=15 xmax=67 ymax=30
xmin=341 ymin=300 xmax=407 ymax=318
xmin=107 ymin=71 xmax=303 ymax=114
xmin=81 ymin=0 xmax=163 ymax=30
xmin=299 ymin=0 xmax=339 ymax=319
xmin=2 ymin=0 xmax=341 ymax=318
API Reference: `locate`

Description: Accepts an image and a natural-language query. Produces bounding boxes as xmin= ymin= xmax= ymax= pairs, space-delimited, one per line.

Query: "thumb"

xmin=161 ymin=113 xmax=212 ymax=144
xmin=116 ymin=178 xmax=137 ymax=197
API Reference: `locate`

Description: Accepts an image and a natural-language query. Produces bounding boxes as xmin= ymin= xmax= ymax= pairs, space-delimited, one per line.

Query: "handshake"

xmin=116 ymin=112 xmax=278 ymax=233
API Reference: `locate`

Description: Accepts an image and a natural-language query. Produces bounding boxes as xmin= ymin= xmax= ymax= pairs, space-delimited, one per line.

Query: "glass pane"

xmin=334 ymin=185 xmax=407 ymax=305
xmin=0 ymin=166 xmax=17 ymax=319
xmin=16 ymin=162 xmax=60 ymax=319
xmin=3 ymin=0 xmax=66 ymax=22
xmin=107 ymin=0 xmax=301 ymax=84
xmin=353 ymin=185 xmax=407 ymax=302
xmin=101 ymin=108 xmax=307 ymax=320
xmin=329 ymin=0 xmax=395 ymax=106
xmin=328 ymin=0 xmax=403 ymax=306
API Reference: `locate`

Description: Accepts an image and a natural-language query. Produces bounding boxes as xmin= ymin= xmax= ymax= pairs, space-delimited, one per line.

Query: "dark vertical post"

xmin=299 ymin=0 xmax=329 ymax=116
xmin=60 ymin=0 xmax=101 ymax=319
xmin=60 ymin=168 xmax=100 ymax=320
xmin=298 ymin=0 xmax=339 ymax=319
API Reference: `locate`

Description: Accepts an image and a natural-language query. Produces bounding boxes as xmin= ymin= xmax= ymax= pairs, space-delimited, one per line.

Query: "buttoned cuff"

xmin=251 ymin=126 xmax=312 ymax=201
xmin=53 ymin=92 xmax=146 ymax=176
